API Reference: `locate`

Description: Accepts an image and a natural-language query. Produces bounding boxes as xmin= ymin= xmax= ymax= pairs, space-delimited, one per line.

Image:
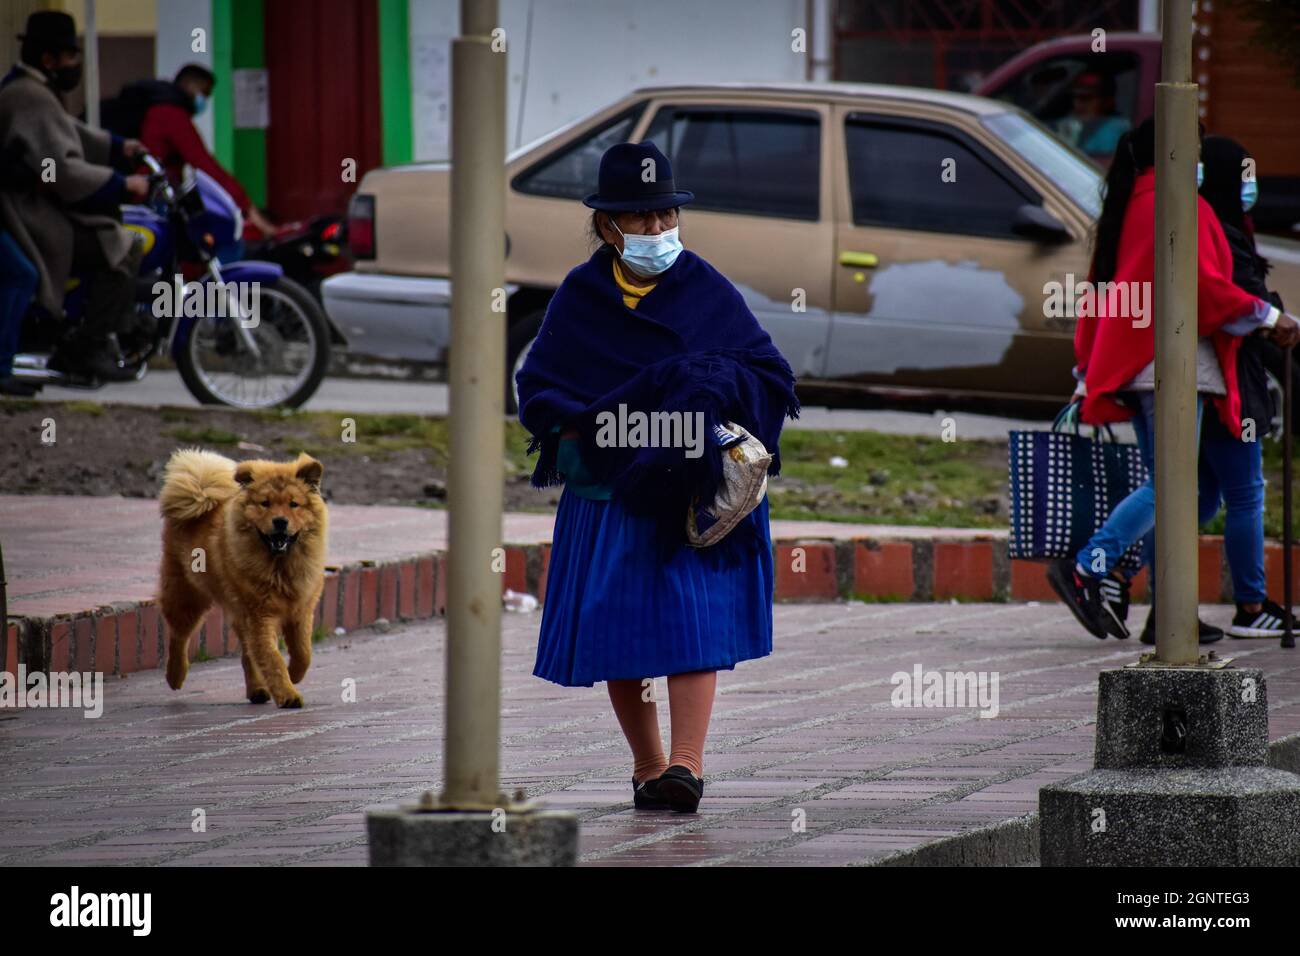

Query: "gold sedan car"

xmin=324 ymin=82 xmax=1300 ymax=414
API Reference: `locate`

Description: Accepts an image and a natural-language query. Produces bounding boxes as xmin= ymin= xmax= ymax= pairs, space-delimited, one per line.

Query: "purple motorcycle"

xmin=12 ymin=153 xmax=331 ymax=408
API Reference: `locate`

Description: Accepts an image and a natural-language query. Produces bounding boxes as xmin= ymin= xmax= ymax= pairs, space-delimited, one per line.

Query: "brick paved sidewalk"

xmin=4 ymin=601 xmax=1300 ymax=867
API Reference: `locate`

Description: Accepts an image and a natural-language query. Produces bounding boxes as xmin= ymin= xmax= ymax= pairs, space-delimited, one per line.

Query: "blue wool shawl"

xmin=516 ymin=245 xmax=799 ymax=552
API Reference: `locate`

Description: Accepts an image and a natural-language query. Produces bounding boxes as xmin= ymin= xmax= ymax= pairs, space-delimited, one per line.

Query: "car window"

xmin=512 ymin=104 xmax=645 ymax=200
xmin=641 ymin=107 xmax=820 ymax=220
xmin=987 ymin=52 xmax=1139 ymax=161
xmin=982 ymin=111 xmax=1103 ymax=220
xmin=844 ymin=117 xmax=1034 ymax=237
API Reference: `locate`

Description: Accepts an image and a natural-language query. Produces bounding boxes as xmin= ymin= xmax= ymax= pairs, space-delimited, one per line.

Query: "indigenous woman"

xmin=516 ymin=142 xmax=798 ymax=813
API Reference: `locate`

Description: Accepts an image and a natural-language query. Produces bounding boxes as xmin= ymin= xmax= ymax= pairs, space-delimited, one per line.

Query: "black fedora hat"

xmin=584 ymin=142 xmax=694 ymax=212
xmin=18 ymin=11 xmax=80 ymax=54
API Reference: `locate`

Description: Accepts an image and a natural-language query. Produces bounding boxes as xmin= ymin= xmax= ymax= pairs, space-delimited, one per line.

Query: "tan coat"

xmin=0 ymin=67 xmax=134 ymax=315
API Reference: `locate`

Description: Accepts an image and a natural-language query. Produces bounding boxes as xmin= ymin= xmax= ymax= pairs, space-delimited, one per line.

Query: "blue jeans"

xmin=0 ymin=230 xmax=37 ymax=377
xmin=1076 ymin=391 xmax=1204 ymax=578
xmin=1199 ymin=429 xmax=1267 ymax=603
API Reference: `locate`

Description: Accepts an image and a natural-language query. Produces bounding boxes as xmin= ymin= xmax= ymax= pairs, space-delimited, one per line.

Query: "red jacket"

xmin=1074 ymin=170 xmax=1261 ymax=437
xmin=139 ymin=102 xmax=252 ymax=213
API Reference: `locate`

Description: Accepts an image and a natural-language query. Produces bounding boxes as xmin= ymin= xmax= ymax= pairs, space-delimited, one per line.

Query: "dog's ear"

xmin=233 ymin=462 xmax=256 ymax=487
xmin=295 ymin=454 xmax=323 ymax=492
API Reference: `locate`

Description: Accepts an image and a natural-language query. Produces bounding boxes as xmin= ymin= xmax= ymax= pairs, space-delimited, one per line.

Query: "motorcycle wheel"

xmin=175 ymin=276 xmax=331 ymax=409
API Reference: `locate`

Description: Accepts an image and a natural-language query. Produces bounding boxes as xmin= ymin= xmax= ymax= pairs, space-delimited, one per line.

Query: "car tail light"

xmin=348 ymin=194 xmax=375 ymax=260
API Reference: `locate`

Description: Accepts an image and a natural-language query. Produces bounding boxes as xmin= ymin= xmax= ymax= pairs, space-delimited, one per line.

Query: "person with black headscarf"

xmin=1197 ymin=135 xmax=1298 ymax=638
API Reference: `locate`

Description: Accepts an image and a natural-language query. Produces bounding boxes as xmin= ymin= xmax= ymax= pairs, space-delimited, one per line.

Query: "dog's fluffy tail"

xmin=160 ymin=448 xmax=239 ymax=522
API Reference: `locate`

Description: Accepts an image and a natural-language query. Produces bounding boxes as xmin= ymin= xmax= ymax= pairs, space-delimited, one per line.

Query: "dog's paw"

xmin=288 ymin=660 xmax=309 ymax=684
xmin=165 ymin=661 xmax=188 ymax=690
xmin=277 ymin=690 xmax=304 ymax=709
xmin=247 ymin=689 xmax=271 ymax=704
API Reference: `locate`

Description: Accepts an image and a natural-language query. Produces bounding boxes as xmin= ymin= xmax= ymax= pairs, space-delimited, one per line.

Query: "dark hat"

xmin=18 ymin=11 xmax=80 ymax=54
xmin=583 ymin=142 xmax=694 ymax=212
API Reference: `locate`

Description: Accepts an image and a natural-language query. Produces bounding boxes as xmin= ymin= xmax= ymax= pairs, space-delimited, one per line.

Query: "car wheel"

xmin=506 ymin=309 xmax=543 ymax=415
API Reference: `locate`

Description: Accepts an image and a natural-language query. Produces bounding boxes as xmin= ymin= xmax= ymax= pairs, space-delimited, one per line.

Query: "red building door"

xmin=264 ymin=0 xmax=383 ymax=221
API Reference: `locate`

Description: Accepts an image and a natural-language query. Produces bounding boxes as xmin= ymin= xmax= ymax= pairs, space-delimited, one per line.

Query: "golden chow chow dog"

xmin=157 ymin=448 xmax=328 ymax=707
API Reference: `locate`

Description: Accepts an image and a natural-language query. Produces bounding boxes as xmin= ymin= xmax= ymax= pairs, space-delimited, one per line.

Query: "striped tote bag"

xmin=1008 ymin=405 xmax=1147 ymax=573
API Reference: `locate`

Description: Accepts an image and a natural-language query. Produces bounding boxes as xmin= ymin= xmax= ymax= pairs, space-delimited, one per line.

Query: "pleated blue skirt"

xmin=534 ymin=490 xmax=775 ymax=687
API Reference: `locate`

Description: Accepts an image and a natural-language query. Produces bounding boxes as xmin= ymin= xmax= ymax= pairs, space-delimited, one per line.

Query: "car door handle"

xmin=838 ymin=251 xmax=879 ymax=268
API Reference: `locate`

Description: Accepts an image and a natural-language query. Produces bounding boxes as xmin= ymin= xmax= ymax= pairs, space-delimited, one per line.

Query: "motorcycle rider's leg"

xmin=51 ymin=226 xmax=143 ymax=381
xmin=0 ymin=230 xmax=39 ymax=395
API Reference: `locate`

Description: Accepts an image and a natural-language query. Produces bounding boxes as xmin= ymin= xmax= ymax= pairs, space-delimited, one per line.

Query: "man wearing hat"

xmin=514 ymin=141 xmax=800 ymax=814
xmin=0 ymin=10 xmax=151 ymax=382
xmin=1056 ymin=71 xmax=1130 ymax=160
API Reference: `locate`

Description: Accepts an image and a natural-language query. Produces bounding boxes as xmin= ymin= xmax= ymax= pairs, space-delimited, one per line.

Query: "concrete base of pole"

xmin=1041 ymin=766 xmax=1300 ymax=865
xmin=366 ymin=807 xmax=579 ymax=867
xmin=1041 ymin=667 xmax=1300 ymax=865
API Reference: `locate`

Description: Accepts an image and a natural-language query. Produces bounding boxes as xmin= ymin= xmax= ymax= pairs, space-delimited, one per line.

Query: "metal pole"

xmin=440 ymin=0 xmax=506 ymax=809
xmin=1284 ymin=346 xmax=1294 ymax=648
xmin=83 ymin=0 xmax=99 ymax=128
xmin=1152 ymin=0 xmax=1200 ymax=665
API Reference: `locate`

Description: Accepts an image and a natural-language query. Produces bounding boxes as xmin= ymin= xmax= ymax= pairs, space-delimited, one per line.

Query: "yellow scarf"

xmin=612 ymin=258 xmax=657 ymax=310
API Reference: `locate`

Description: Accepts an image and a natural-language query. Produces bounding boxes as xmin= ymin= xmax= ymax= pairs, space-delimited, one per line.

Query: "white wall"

xmin=409 ymin=0 xmax=809 ymax=161
xmin=155 ymin=0 xmax=213 ymax=148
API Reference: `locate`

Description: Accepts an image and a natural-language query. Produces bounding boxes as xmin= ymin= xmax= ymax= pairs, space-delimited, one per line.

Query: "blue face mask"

xmin=192 ymin=92 xmax=208 ymax=115
xmin=611 ymin=219 xmax=682 ymax=276
xmin=1242 ymin=180 xmax=1259 ymax=212
xmin=1196 ymin=161 xmax=1204 ymax=189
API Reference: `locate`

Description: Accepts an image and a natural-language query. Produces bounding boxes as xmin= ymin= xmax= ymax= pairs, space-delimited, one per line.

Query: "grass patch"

xmin=296 ymin=411 xmax=536 ymax=476
xmin=62 ymin=400 xmax=104 ymax=416
xmin=170 ymin=425 xmax=242 ymax=445
xmin=769 ymin=430 xmax=1006 ymax=527
xmin=770 ymin=427 xmax=1299 ymax=540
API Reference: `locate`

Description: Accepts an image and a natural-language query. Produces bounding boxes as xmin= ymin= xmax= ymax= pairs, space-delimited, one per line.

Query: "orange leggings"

xmin=607 ymin=670 xmax=717 ymax=782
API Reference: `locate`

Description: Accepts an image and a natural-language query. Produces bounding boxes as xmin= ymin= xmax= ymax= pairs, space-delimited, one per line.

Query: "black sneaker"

xmin=656 ymin=765 xmax=704 ymax=814
xmin=1097 ymin=574 xmax=1132 ymax=639
xmin=1139 ymin=612 xmax=1224 ymax=645
xmin=1046 ymin=558 xmax=1108 ymax=639
xmin=1228 ymin=600 xmax=1297 ymax=639
xmin=632 ymin=775 xmax=669 ymax=811
xmin=48 ymin=333 xmax=143 ymax=383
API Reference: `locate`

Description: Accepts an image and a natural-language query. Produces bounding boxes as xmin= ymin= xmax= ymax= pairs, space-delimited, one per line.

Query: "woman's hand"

xmin=1270 ymin=312 xmax=1300 ymax=349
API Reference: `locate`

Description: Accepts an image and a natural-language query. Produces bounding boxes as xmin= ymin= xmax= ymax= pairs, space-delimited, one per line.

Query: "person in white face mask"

xmin=582 ymin=141 xmax=688 ymax=293
xmin=515 ymin=141 xmax=800 ymax=814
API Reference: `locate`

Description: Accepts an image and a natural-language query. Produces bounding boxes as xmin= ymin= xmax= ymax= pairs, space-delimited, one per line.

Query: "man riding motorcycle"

xmin=0 ymin=11 xmax=151 ymax=383
xmin=105 ymin=63 xmax=278 ymax=239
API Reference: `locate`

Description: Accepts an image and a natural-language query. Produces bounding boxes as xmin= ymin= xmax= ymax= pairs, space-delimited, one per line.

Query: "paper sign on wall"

xmin=233 ymin=68 xmax=269 ymax=129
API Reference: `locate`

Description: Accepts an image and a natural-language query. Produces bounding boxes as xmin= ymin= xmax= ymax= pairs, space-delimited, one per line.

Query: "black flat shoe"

xmin=656 ymin=764 xmax=704 ymax=813
xmin=633 ymin=775 xmax=669 ymax=811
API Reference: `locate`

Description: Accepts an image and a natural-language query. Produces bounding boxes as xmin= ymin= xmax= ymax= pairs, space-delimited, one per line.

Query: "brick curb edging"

xmin=865 ymin=732 xmax=1300 ymax=867
xmin=3 ymin=533 xmax=1296 ymax=680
